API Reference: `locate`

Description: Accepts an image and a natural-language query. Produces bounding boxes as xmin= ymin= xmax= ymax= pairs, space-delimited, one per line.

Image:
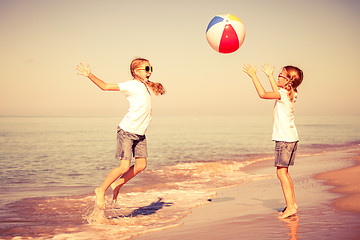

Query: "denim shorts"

xmin=115 ymin=127 xmax=148 ymax=160
xmin=274 ymin=141 xmax=298 ymax=167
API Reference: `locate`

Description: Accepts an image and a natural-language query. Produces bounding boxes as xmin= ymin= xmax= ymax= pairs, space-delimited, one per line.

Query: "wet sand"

xmin=136 ymin=146 xmax=360 ymax=239
xmin=315 ymin=149 xmax=360 ymax=213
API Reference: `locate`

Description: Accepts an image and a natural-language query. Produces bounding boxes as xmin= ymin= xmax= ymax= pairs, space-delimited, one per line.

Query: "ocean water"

xmin=0 ymin=115 xmax=359 ymax=239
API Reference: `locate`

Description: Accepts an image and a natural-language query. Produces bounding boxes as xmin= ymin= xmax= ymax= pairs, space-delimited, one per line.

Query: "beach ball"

xmin=206 ymin=14 xmax=245 ymax=54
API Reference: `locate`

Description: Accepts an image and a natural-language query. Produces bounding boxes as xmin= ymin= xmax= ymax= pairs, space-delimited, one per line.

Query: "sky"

xmin=1 ymin=0 xmax=360 ymax=117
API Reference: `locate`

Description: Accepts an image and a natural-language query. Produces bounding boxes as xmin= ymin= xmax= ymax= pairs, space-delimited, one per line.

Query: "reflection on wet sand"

xmin=280 ymin=215 xmax=299 ymax=240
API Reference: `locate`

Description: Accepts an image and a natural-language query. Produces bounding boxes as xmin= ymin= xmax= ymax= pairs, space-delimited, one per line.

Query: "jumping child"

xmin=76 ymin=58 xmax=165 ymax=209
xmin=243 ymin=63 xmax=303 ymax=219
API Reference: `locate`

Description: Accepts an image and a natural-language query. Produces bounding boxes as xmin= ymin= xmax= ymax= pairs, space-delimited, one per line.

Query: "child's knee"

xmin=135 ymin=158 xmax=147 ymax=172
xmin=119 ymin=160 xmax=131 ymax=172
xmin=276 ymin=167 xmax=288 ymax=179
xmin=136 ymin=162 xmax=147 ymax=172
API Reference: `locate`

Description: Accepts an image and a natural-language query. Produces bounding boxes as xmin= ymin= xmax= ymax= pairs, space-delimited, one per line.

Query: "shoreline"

xmin=136 ymin=145 xmax=360 ymax=239
xmin=2 ymin=144 xmax=359 ymax=239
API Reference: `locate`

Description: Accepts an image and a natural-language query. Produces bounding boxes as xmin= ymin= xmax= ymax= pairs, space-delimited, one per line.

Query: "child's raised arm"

xmin=243 ymin=63 xmax=280 ymax=100
xmin=76 ymin=63 xmax=119 ymax=91
xmin=262 ymin=64 xmax=279 ymax=92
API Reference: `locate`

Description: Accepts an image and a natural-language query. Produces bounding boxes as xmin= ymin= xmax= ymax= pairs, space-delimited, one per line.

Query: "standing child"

xmin=76 ymin=58 xmax=165 ymax=209
xmin=243 ymin=63 xmax=303 ymax=219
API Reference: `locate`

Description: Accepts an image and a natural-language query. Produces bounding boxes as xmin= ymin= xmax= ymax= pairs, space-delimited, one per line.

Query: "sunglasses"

xmin=278 ymin=73 xmax=289 ymax=80
xmin=137 ymin=66 xmax=153 ymax=73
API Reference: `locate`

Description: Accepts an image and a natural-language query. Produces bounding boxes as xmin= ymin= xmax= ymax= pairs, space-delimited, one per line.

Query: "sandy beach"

xmin=136 ymin=146 xmax=360 ymax=240
xmin=315 ymin=150 xmax=360 ymax=214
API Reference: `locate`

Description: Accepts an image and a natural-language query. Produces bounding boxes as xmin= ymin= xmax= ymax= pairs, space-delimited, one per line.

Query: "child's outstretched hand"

xmin=243 ymin=64 xmax=257 ymax=78
xmin=262 ymin=64 xmax=274 ymax=77
xmin=76 ymin=63 xmax=91 ymax=77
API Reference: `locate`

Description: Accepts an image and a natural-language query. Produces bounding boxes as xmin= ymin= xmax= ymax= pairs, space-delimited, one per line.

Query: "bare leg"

xmin=287 ymin=171 xmax=298 ymax=209
xmin=277 ymin=167 xmax=298 ymax=219
xmin=280 ymin=172 xmax=298 ymax=214
xmin=95 ymin=160 xmax=131 ymax=209
xmin=112 ymin=157 xmax=147 ymax=203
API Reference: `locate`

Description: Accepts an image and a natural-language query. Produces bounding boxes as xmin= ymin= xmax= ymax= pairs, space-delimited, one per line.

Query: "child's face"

xmin=277 ymin=68 xmax=289 ymax=88
xmin=135 ymin=62 xmax=152 ymax=81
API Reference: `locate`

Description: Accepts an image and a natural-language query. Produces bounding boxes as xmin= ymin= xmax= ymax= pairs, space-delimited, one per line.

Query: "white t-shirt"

xmin=272 ymin=88 xmax=299 ymax=142
xmin=118 ymin=80 xmax=152 ymax=135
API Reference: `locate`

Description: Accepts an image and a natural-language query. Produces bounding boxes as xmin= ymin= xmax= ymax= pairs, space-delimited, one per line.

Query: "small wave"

xmin=1 ymin=157 xmax=273 ymax=239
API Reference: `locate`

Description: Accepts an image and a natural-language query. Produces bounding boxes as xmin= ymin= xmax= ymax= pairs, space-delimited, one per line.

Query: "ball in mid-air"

xmin=206 ymin=14 xmax=245 ymax=54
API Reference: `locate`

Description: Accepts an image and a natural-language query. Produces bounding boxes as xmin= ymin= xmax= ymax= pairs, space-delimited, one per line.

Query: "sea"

xmin=0 ymin=115 xmax=359 ymax=239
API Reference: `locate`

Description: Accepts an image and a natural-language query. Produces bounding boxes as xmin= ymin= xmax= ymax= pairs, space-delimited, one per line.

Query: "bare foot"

xmin=279 ymin=207 xmax=297 ymax=219
xmin=95 ymin=187 xmax=105 ymax=209
xmin=279 ymin=204 xmax=299 ymax=214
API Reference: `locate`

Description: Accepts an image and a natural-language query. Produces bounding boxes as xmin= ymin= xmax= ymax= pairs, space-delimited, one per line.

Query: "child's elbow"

xmin=101 ymin=86 xmax=109 ymax=91
xmin=101 ymin=84 xmax=112 ymax=91
xmin=102 ymin=84 xmax=118 ymax=91
xmin=258 ymin=92 xmax=266 ymax=99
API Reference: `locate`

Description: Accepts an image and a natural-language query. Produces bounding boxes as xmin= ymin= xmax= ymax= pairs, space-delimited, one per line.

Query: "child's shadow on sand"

xmin=253 ymin=198 xmax=284 ymax=213
xmin=114 ymin=198 xmax=173 ymax=218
